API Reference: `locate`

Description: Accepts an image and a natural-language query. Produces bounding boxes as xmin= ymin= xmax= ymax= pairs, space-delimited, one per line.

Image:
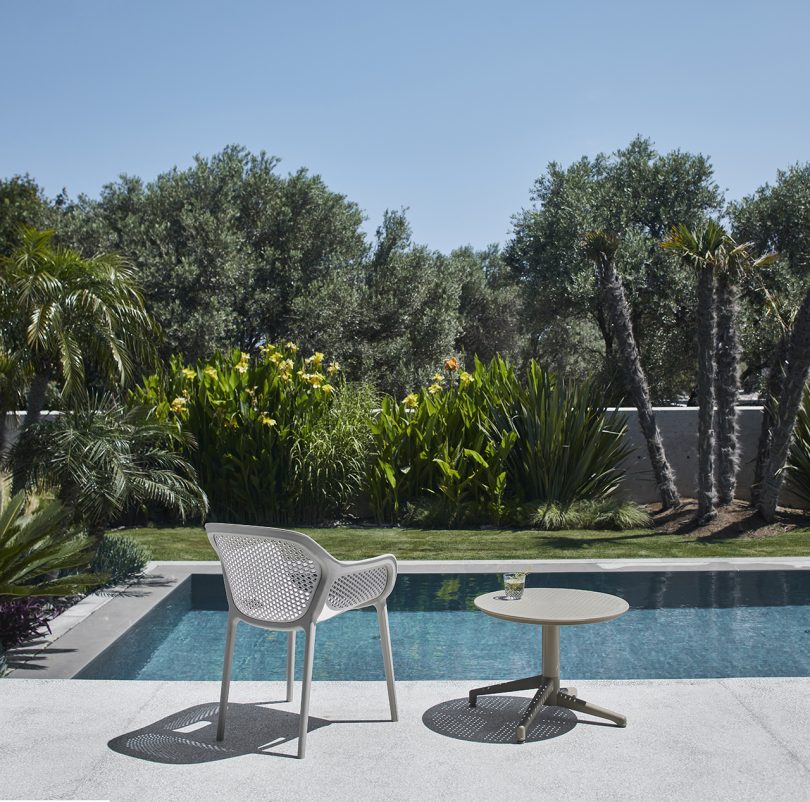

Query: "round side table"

xmin=471 ymin=587 xmax=629 ymax=742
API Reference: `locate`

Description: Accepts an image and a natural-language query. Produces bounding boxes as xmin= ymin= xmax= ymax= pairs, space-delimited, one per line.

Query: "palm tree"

xmin=8 ymin=395 xmax=208 ymax=537
xmin=758 ymin=282 xmax=810 ymax=521
xmin=0 ymin=228 xmax=158 ymax=431
xmin=663 ymin=224 xmax=776 ymax=519
xmin=662 ymin=223 xmax=725 ymax=522
xmin=713 ymin=241 xmax=777 ymax=504
xmin=583 ymin=231 xmax=680 ymax=509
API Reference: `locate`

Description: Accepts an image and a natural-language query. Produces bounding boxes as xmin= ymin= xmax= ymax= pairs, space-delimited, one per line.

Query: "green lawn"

xmin=119 ymin=524 xmax=810 ymax=562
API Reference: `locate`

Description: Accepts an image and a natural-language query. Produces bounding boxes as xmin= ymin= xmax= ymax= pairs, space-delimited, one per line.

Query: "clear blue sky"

xmin=2 ymin=0 xmax=809 ymax=253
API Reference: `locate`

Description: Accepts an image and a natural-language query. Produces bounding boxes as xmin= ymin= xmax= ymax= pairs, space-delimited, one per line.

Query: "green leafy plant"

xmin=0 ymin=490 xmax=100 ymax=598
xmin=8 ymin=395 xmax=207 ymax=535
xmin=133 ymin=345 xmax=372 ymax=524
xmin=522 ymin=499 xmax=651 ymax=531
xmin=369 ymin=356 xmax=630 ymax=525
xmin=91 ymin=534 xmax=151 ymax=587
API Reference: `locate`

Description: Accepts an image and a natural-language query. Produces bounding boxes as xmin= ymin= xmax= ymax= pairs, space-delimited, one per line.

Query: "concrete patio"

xmin=3 ymin=677 xmax=809 ymax=801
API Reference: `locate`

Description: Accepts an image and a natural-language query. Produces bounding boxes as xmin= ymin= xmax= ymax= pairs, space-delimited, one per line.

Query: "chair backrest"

xmin=206 ymin=524 xmax=330 ymax=625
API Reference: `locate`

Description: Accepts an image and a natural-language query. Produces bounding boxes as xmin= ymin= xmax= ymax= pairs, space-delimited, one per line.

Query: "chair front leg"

xmin=298 ymin=624 xmax=317 ymax=759
xmin=286 ymin=630 xmax=296 ymax=702
xmin=376 ymin=602 xmax=398 ymax=721
xmin=216 ymin=615 xmax=238 ymax=741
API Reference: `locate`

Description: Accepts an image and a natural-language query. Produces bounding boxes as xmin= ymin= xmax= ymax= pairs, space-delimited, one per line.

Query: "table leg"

xmin=541 ymin=624 xmax=561 ymax=703
xmin=467 ymin=623 xmax=627 ymax=743
xmin=469 ymin=674 xmax=544 ymax=707
xmin=515 ymin=680 xmax=553 ymax=743
xmin=542 ymin=624 xmax=627 ymax=729
xmin=556 ymin=691 xmax=627 ymax=727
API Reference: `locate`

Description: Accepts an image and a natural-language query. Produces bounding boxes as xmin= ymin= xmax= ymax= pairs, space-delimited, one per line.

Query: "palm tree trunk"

xmin=714 ymin=274 xmax=739 ymax=505
xmin=758 ymin=286 xmax=810 ymax=521
xmin=12 ymin=372 xmax=49 ymax=494
xmin=696 ymin=265 xmax=717 ymax=522
xmin=598 ymin=255 xmax=680 ymax=509
xmin=24 ymin=372 xmax=49 ymax=428
xmin=752 ymin=334 xmax=788 ymax=505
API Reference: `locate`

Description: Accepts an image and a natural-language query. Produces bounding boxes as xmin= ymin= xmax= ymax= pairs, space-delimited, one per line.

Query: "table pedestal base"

xmin=468 ymin=624 xmax=626 ymax=743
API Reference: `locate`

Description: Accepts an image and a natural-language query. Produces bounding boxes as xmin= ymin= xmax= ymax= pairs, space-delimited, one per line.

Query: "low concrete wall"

xmin=618 ymin=406 xmax=803 ymax=506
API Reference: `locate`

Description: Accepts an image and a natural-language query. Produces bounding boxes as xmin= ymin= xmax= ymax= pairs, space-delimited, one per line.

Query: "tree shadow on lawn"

xmin=538 ymin=532 xmax=661 ymax=552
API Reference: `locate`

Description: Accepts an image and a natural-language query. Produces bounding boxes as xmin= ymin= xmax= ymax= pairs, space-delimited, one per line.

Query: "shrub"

xmin=369 ymin=356 xmax=631 ymax=524
xmin=0 ymin=597 xmax=58 ymax=651
xmin=521 ymin=499 xmax=652 ymax=531
xmin=134 ymin=346 xmax=374 ymax=524
xmin=91 ymin=534 xmax=151 ymax=587
xmin=0 ymin=490 xmax=102 ymax=599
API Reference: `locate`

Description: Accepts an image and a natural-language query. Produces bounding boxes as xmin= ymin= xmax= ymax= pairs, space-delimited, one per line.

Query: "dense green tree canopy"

xmin=58 ymin=146 xmax=367 ymax=360
xmin=0 ymin=175 xmax=53 ymax=258
xmin=505 ymin=136 xmax=724 ymax=401
xmin=290 ymin=210 xmax=463 ymax=395
xmin=729 ymin=163 xmax=810 ymax=386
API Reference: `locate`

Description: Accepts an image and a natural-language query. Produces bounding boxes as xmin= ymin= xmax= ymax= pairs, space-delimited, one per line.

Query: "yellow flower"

xmin=306 ymin=373 xmax=323 ymax=387
xmin=432 ymin=372 xmax=444 ymax=382
xmin=203 ymin=366 xmax=217 ymax=380
xmin=181 ymin=367 xmax=196 ymax=380
xmin=235 ymin=352 xmax=250 ymax=374
xmin=260 ymin=343 xmax=276 ymax=355
xmin=327 ymin=362 xmax=340 ymax=375
xmin=403 ymin=392 xmax=419 ymax=409
xmin=279 ymin=358 xmax=294 ymax=372
xmin=223 ymin=417 xmax=239 ymax=429
xmin=305 ymin=352 xmax=325 ymax=367
xmin=170 ymin=397 xmax=187 ymax=414
xmin=269 ymin=352 xmax=281 ymax=364
xmin=320 ymin=383 xmax=334 ymax=394
xmin=285 ymin=341 xmax=298 ymax=353
xmin=459 ymin=371 xmax=473 ymax=386
xmin=260 ymin=414 xmax=277 ymax=427
xmin=428 ymin=383 xmax=442 ymax=395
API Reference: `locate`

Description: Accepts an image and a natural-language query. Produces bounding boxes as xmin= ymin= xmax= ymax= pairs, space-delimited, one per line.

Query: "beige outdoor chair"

xmin=206 ymin=523 xmax=398 ymax=758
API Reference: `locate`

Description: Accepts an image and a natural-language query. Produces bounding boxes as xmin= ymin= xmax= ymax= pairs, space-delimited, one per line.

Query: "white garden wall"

xmin=618 ymin=406 xmax=804 ymax=507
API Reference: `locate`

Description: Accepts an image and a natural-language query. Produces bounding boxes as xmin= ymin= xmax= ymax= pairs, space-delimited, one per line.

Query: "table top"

xmin=474 ymin=588 xmax=629 ymax=626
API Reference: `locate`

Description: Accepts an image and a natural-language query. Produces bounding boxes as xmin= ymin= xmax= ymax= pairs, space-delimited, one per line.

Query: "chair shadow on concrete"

xmin=108 ymin=702 xmax=331 ymax=763
xmin=422 ymin=696 xmax=577 ymax=745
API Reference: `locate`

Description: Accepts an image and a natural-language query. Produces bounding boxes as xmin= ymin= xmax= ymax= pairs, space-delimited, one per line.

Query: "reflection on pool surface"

xmin=76 ymin=571 xmax=810 ymax=681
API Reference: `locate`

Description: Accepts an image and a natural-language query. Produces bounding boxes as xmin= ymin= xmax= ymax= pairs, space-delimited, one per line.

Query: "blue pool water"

xmin=76 ymin=571 xmax=810 ymax=680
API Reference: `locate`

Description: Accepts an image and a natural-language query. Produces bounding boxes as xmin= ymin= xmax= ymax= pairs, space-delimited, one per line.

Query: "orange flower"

xmin=444 ymin=357 xmax=459 ymax=372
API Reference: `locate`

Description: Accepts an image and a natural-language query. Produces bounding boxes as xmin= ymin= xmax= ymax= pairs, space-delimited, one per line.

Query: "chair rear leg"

xmin=298 ymin=624 xmax=317 ymax=759
xmin=286 ymin=630 xmax=296 ymax=702
xmin=377 ymin=602 xmax=398 ymax=721
xmin=216 ymin=616 xmax=238 ymax=741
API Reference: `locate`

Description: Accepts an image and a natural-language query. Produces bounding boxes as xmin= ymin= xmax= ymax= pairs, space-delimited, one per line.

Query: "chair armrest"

xmin=323 ymin=554 xmax=397 ymax=612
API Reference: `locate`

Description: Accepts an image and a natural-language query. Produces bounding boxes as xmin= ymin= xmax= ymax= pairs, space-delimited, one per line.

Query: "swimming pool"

xmin=76 ymin=571 xmax=810 ymax=681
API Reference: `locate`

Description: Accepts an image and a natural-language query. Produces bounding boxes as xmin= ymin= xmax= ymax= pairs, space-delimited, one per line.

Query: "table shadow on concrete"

xmin=422 ymin=696 xmax=577 ymax=744
xmin=108 ymin=702 xmax=330 ymax=763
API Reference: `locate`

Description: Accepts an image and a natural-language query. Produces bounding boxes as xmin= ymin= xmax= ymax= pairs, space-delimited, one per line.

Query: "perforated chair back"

xmin=209 ymin=528 xmax=324 ymax=625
